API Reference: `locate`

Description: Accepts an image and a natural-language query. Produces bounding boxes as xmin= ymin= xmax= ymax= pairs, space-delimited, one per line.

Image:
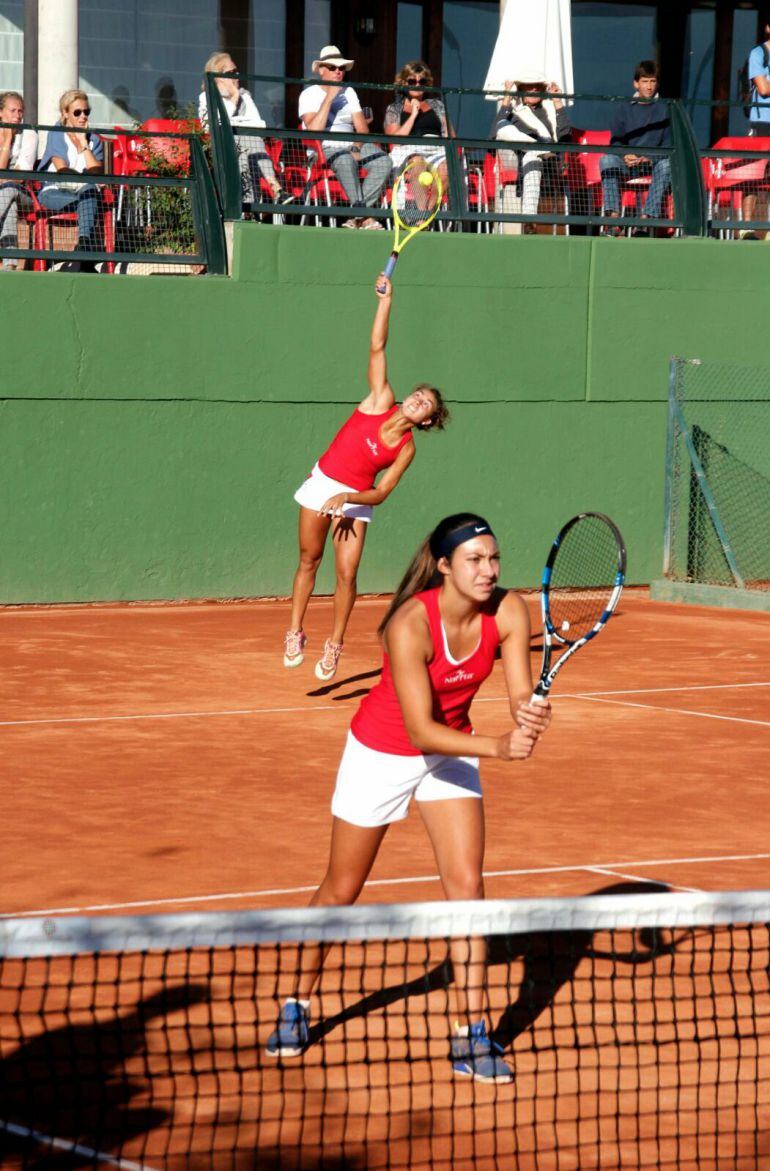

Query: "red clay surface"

xmin=1 ymin=591 xmax=769 ymax=1169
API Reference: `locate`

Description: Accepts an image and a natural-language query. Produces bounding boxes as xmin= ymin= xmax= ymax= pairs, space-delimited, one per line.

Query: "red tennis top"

xmin=318 ymin=405 xmax=413 ymax=492
xmin=350 ymin=587 xmax=501 ymax=756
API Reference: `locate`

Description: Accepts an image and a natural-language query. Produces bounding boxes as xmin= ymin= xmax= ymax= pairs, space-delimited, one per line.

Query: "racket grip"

xmin=529 ymin=686 xmax=548 ymax=705
xmin=377 ymin=253 xmax=398 ymax=292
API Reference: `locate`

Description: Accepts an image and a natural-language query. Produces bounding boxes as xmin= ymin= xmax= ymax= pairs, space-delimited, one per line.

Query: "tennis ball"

xmin=561 ymin=621 xmax=570 ymax=632
xmin=418 ymin=172 xmax=434 ymax=187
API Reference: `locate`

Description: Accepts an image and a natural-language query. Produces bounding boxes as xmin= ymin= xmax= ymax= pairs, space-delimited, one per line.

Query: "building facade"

xmin=0 ymin=1 xmax=765 ymax=142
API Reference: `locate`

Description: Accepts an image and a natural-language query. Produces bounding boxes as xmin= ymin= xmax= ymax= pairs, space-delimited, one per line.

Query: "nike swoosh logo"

xmin=474 ymin=526 xmax=486 ymax=533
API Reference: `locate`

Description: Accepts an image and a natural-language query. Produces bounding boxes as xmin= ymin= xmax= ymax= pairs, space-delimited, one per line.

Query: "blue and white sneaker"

xmin=265 ymin=998 xmax=310 ymax=1058
xmin=451 ymin=1021 xmax=513 ymax=1084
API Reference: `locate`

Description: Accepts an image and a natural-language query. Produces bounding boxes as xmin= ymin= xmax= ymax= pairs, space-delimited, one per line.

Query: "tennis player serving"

xmin=268 ymin=513 xmax=552 ymax=1082
xmin=286 ymin=275 xmax=449 ymax=681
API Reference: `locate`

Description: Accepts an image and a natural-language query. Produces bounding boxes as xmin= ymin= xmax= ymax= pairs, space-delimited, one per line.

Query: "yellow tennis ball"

xmin=418 ymin=172 xmax=434 ymax=187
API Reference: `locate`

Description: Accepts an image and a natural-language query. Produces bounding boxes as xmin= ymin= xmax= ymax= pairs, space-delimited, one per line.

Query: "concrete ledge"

xmin=650 ymin=579 xmax=770 ymax=613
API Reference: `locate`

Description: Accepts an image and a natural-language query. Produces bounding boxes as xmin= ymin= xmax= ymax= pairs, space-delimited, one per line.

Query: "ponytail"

xmin=377 ymin=512 xmax=493 ymax=635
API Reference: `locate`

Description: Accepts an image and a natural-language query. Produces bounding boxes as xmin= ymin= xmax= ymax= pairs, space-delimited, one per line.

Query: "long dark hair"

xmin=377 ymin=512 xmax=492 ymax=635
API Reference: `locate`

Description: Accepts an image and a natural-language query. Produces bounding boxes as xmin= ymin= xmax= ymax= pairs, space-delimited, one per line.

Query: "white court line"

xmin=574 ymin=695 xmax=770 ymax=728
xmin=0 ymin=681 xmax=768 ymax=729
xmin=0 ymin=1121 xmax=158 ymax=1171
xmin=4 ymin=853 xmax=769 ymax=919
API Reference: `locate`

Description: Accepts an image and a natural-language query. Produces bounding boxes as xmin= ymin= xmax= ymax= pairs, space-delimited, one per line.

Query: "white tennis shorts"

xmin=331 ymin=731 xmax=482 ymax=827
xmin=293 ymin=463 xmax=373 ymax=523
xmin=390 ymin=138 xmax=446 ymax=175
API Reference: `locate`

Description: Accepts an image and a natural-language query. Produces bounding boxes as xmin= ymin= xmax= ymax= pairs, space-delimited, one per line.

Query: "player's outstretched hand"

xmin=496 ymin=726 xmax=537 ymax=761
xmin=515 ymin=699 xmax=552 ymax=737
xmin=375 ymin=274 xmax=392 ymax=299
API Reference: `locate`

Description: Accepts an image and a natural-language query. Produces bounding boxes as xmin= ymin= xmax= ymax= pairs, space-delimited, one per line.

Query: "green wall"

xmin=0 ymin=227 xmax=759 ymax=603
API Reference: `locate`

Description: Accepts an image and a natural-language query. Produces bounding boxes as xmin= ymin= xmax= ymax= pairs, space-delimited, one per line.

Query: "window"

xmin=571 ymin=2 xmax=656 ymax=130
xmin=442 ymin=0 xmax=499 ymax=136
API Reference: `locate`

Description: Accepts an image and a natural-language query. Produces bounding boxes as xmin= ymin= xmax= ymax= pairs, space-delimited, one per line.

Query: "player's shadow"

xmin=304 ymin=880 xmax=674 ymax=1052
xmin=307 ymin=667 xmax=381 ymax=700
xmin=0 ymin=982 xmax=209 ymax=1169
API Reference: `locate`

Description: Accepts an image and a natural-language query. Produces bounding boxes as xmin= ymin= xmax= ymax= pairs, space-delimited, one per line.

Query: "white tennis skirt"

xmin=390 ymin=140 xmax=447 ymax=175
xmin=332 ymin=731 xmax=482 ymax=827
xmin=294 ymin=463 xmax=373 ymax=522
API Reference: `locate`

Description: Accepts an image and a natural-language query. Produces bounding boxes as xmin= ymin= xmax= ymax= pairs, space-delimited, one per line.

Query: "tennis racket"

xmin=376 ymin=158 xmax=443 ymax=292
xmin=532 ymin=512 xmax=626 ymax=701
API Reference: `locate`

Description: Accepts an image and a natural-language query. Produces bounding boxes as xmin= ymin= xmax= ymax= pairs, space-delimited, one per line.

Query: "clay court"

xmin=1 ymin=592 xmax=769 ymax=1171
xmin=2 ymin=591 xmax=768 ymax=916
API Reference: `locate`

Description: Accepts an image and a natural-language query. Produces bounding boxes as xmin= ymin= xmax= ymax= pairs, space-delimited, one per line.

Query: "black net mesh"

xmin=2 ymin=894 xmax=770 ymax=1170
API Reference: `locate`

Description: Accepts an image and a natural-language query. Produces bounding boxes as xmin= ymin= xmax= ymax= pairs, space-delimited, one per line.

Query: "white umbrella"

xmin=483 ymin=0 xmax=573 ymax=100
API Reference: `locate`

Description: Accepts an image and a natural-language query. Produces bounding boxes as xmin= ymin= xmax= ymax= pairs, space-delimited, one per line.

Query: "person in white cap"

xmin=495 ymin=70 xmax=570 ymax=229
xmin=298 ymin=45 xmax=391 ymax=228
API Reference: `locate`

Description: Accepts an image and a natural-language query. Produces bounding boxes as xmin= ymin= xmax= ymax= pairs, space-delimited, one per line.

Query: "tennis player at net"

xmin=285 ymin=274 xmax=449 ymax=682
xmin=268 ymin=513 xmax=552 ymax=1082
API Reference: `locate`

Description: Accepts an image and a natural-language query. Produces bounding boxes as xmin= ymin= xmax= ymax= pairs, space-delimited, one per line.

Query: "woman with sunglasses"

xmin=285 ymin=274 xmax=449 ymax=682
xmin=38 ymin=90 xmax=104 ymax=271
xmin=298 ymin=44 xmax=391 ymax=229
xmin=268 ymin=512 xmax=552 ymax=1081
xmin=384 ymin=61 xmax=452 ymax=187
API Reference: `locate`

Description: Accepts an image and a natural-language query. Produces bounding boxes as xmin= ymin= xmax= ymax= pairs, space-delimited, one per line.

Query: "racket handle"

xmin=377 ymin=253 xmax=398 ymax=292
xmin=529 ymin=686 xmax=549 ymax=705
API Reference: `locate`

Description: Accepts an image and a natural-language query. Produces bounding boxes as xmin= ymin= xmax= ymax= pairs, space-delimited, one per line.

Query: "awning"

xmin=483 ymin=0 xmax=574 ymax=100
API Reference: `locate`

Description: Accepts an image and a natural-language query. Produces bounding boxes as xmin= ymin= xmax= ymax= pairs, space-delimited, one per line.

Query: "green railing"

xmin=205 ymin=73 xmax=704 ymax=236
xmin=0 ymin=125 xmax=226 ymax=274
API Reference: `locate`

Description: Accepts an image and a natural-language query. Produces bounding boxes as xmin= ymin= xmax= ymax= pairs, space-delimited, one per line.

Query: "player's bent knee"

xmin=444 ymin=871 xmax=484 ymax=902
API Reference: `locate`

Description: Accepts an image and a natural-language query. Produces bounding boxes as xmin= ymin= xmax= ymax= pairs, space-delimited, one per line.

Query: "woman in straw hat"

xmin=298 ymin=44 xmax=391 ymax=228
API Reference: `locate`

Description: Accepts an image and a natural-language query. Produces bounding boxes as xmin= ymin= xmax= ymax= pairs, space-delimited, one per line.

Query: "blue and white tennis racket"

xmin=532 ymin=512 xmax=626 ymax=700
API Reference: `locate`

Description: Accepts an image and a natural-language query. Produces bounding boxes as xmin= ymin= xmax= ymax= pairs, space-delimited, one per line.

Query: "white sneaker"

xmin=283 ymin=629 xmax=307 ymax=668
xmin=314 ymin=639 xmax=343 ymax=681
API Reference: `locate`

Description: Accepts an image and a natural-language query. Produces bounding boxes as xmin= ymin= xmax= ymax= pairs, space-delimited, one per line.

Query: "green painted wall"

xmin=0 ymin=227 xmax=760 ymax=603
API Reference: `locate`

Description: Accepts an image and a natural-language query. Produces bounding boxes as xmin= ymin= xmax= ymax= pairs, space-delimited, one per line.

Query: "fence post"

xmin=190 ymin=135 xmax=228 ymax=275
xmin=205 ymin=73 xmax=243 ymax=220
xmin=669 ymin=100 xmax=707 ymax=237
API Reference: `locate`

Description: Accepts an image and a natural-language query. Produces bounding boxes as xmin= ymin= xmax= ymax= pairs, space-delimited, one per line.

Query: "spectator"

xmin=495 ymin=71 xmax=570 ymax=231
xmin=742 ymin=14 xmax=770 ymax=238
xmin=198 ymin=52 xmax=293 ymax=209
xmin=599 ymin=61 xmax=671 ymax=237
xmin=38 ymin=89 xmax=104 ymax=272
xmin=299 ymin=44 xmax=391 ymax=229
xmin=0 ymin=91 xmax=37 ymax=270
xmin=384 ymin=60 xmax=451 ymax=190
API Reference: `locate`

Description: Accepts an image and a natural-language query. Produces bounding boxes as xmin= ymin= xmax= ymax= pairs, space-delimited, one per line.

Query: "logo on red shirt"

xmin=366 ymin=438 xmax=379 ymax=456
xmin=444 ymin=668 xmax=475 ymax=685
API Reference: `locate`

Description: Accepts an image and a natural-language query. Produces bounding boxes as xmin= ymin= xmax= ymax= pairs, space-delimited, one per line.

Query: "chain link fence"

xmin=654 ymin=358 xmax=770 ymax=610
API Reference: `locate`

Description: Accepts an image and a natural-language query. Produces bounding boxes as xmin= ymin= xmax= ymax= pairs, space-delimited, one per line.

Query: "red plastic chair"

xmin=112 ymin=132 xmax=146 ymax=177
xmin=706 ymin=135 xmax=770 ymax=235
xmin=566 ymin=128 xmax=609 ymax=221
xmin=291 ymin=136 xmax=356 ymax=226
xmin=28 ymin=180 xmax=114 ymax=272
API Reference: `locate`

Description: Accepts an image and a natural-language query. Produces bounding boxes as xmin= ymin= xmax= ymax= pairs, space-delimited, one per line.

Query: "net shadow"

xmin=0 ymin=982 xmax=209 ymax=1170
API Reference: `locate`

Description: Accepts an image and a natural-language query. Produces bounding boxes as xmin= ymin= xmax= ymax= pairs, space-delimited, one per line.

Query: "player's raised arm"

xmin=362 ymin=274 xmax=395 ymax=412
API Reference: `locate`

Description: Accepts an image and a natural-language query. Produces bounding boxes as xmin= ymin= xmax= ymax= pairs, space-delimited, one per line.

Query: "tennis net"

xmin=1 ymin=890 xmax=769 ymax=1170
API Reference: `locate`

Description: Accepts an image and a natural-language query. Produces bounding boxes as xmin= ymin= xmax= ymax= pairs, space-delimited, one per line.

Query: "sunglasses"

xmin=406 ymin=77 xmax=426 ymax=86
xmin=71 ymin=107 xmax=91 ymax=116
xmin=322 ymin=64 xmax=345 ymax=72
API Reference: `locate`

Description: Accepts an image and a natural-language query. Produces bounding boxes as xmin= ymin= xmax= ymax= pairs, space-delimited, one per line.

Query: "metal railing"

xmin=205 ymin=74 xmax=707 ymax=236
xmin=0 ymin=125 xmax=226 ymax=274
